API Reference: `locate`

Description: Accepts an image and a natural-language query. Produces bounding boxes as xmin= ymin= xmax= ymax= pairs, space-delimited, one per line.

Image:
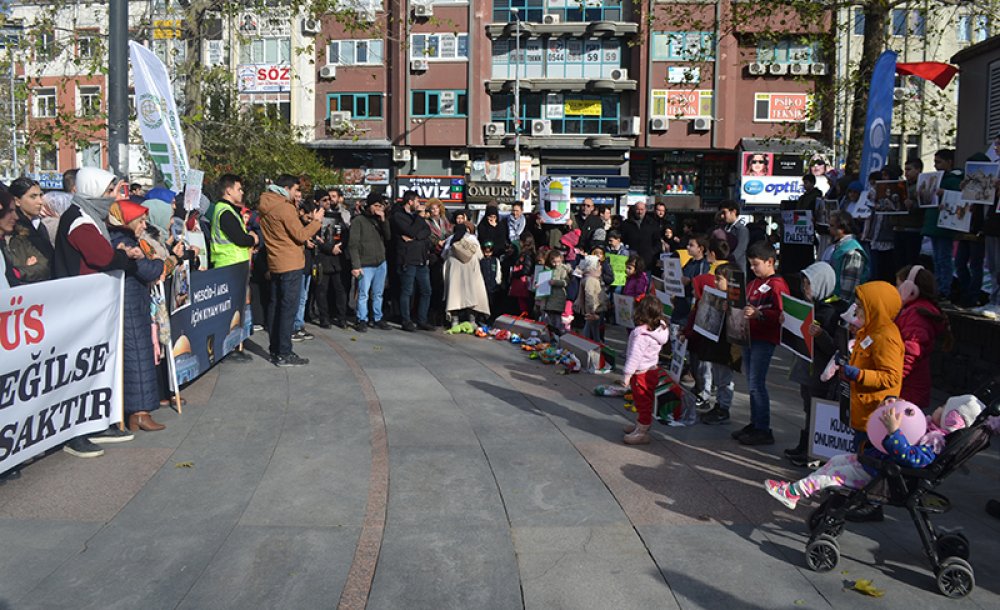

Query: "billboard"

xmin=739 ymin=151 xmax=809 ymax=206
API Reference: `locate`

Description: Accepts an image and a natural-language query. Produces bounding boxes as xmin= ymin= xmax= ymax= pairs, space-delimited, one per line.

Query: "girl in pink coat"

xmin=895 ymin=265 xmax=953 ymax=409
xmin=621 ymin=295 xmax=670 ymax=445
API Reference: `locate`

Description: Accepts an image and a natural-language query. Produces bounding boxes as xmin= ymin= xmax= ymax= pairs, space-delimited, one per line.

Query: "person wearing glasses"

xmin=746 ymin=154 xmax=770 ymax=177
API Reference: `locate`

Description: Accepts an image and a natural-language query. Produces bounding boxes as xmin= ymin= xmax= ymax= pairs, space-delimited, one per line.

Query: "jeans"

xmin=398 ymin=264 xmax=431 ymax=324
xmin=356 ymin=261 xmax=387 ymax=322
xmin=268 ymin=269 xmax=303 ymax=357
xmin=929 ymin=236 xmax=954 ymax=299
xmin=955 ymin=239 xmax=985 ymax=306
xmin=294 ymin=274 xmax=311 ymax=332
xmin=582 ymin=315 xmax=602 ymax=343
xmin=742 ymin=341 xmax=777 ymax=431
xmin=315 ymin=270 xmax=348 ymax=323
xmin=710 ymin=363 xmax=734 ymax=411
xmin=986 ymin=236 xmax=1000 ymax=306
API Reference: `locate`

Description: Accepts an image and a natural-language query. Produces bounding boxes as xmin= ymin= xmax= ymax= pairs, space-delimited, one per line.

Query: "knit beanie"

xmin=940 ymin=395 xmax=985 ymax=432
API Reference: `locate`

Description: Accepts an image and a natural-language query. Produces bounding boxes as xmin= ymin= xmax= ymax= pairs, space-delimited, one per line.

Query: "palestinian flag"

xmin=780 ymin=293 xmax=814 ymax=362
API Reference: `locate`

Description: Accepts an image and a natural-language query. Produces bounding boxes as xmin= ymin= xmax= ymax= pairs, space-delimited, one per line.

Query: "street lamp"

xmin=512 ymin=7 xmax=521 ymax=187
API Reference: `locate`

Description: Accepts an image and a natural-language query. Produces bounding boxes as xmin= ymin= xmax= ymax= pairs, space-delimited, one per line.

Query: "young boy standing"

xmin=733 ymin=242 xmax=789 ymax=445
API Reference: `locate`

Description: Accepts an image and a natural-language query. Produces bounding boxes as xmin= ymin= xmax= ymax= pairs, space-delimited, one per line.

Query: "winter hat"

xmin=108 ymin=199 xmax=149 ymax=227
xmin=800 ymin=261 xmax=836 ymax=302
xmin=940 ymin=395 xmax=985 ymax=432
xmin=847 ymin=181 xmax=864 ymax=193
xmin=576 ymin=254 xmax=600 ymax=276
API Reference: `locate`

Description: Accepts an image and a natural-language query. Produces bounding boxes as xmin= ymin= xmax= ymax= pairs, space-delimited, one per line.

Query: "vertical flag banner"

xmin=781 ymin=293 xmax=815 ymax=361
xmin=540 ymin=176 xmax=572 ymax=224
xmin=859 ymin=51 xmax=898 ymax=181
xmin=129 ymin=40 xmax=190 ymax=191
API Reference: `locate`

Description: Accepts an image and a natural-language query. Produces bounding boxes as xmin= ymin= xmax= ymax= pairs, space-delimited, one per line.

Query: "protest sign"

xmin=1 ymin=274 xmax=124 ymax=474
xmin=534 ymin=269 xmax=553 ymax=298
xmin=693 ymin=286 xmax=726 ymax=342
xmin=669 ymin=336 xmax=687 ymax=383
xmin=916 ymin=171 xmax=943 ymax=208
xmin=539 ymin=176 xmax=572 ymax=224
xmin=613 ymin=293 xmax=635 ymax=328
xmin=660 ymin=254 xmax=685 ymax=298
xmin=168 ymin=263 xmax=250 ymax=385
xmin=781 ymin=210 xmax=814 ymax=244
xmin=183 ymin=169 xmax=205 ymax=211
xmin=726 ymin=308 xmax=748 ymax=346
xmin=780 ymin=293 xmax=814 ymax=361
xmin=651 ymin=277 xmax=675 ymax=317
xmin=873 ymin=180 xmax=908 ymax=214
xmin=725 ymin=268 xmax=746 ymax=308
xmin=169 ymin=260 xmax=191 ymax=314
xmin=809 ymin=397 xmax=857 ymax=461
xmin=962 ymin=161 xmax=1000 ymax=205
xmin=607 ymin=253 xmax=627 ymax=287
xmin=938 ymin=190 xmax=973 ymax=232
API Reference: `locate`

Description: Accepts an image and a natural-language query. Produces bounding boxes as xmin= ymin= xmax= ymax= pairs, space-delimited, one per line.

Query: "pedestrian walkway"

xmin=2 ymin=324 xmax=999 ymax=609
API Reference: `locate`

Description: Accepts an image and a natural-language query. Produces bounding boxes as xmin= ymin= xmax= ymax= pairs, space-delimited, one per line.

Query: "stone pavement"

xmin=2 ymin=322 xmax=999 ymax=609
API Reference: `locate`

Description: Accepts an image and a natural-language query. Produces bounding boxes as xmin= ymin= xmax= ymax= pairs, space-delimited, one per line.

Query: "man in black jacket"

xmin=575 ymin=197 xmax=604 ymax=252
xmin=315 ymin=189 xmax=351 ymax=328
xmin=619 ymin=201 xmax=661 ymax=271
xmin=391 ymin=190 xmax=434 ymax=331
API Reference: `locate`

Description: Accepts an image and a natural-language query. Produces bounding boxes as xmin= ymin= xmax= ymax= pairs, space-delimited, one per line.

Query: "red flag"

xmin=895 ymin=62 xmax=959 ymax=89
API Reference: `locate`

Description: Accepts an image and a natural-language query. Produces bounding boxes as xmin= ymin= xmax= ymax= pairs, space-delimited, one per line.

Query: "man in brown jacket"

xmin=258 ymin=174 xmax=322 ymax=366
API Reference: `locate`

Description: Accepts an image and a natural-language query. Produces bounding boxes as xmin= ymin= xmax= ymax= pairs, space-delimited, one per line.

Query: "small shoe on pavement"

xmin=624 ymin=421 xmax=636 ymax=433
xmin=731 ymin=423 xmax=754 ymax=440
xmin=291 ymin=330 xmax=305 ymax=342
xmin=354 ymin=321 xmax=368 ymax=333
xmin=332 ymin=318 xmax=347 ymax=329
xmin=401 ymin=320 xmax=417 ymax=332
xmin=623 ymin=423 xmax=652 ymax=445
xmin=63 ymin=436 xmax=104 ymax=458
xmin=739 ymin=428 xmax=775 ymax=446
xmin=374 ymin=320 xmax=392 ymax=330
xmin=128 ymin=412 xmax=166 ymax=432
xmin=417 ymin=322 xmax=436 ymax=331
xmin=273 ymin=353 xmax=310 ymax=367
xmin=700 ymin=407 xmax=731 ymax=425
xmin=764 ymin=480 xmax=800 ymax=510
xmin=91 ymin=426 xmax=135 ymax=444
xmin=317 ymin=320 xmax=333 ymax=329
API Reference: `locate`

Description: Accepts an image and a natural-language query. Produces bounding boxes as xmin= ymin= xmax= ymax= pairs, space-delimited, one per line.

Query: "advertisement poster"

xmin=693 ymin=287 xmax=727 ymax=342
xmin=753 ymin=92 xmax=811 ymax=122
xmin=236 ymin=64 xmax=292 ymax=93
xmin=540 ymin=176 xmax=572 ymax=224
xmin=781 ymin=210 xmax=814 ymax=245
xmin=917 ymin=171 xmax=944 ymax=208
xmin=0 ymin=274 xmax=124 ymax=474
xmin=938 ymin=190 xmax=973 ymax=232
xmin=740 ymin=151 xmax=808 ymax=206
xmin=168 ymin=263 xmax=250 ymax=385
xmin=962 ymin=161 xmax=1000 ymax=205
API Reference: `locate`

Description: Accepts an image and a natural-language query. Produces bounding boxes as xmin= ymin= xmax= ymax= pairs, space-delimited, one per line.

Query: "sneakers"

xmin=700 ymin=406 xmax=731 ymax=425
xmin=623 ymin=423 xmax=652 ymax=445
xmin=291 ymin=329 xmax=314 ymax=342
xmin=317 ymin=320 xmax=333 ymax=329
xmin=694 ymin=397 xmax=713 ymax=414
xmin=739 ymin=428 xmax=775 ymax=446
xmin=401 ymin=320 xmax=417 ymax=332
xmin=272 ymin=353 xmax=309 ymax=367
xmin=731 ymin=423 xmax=754 ymax=440
xmin=417 ymin=322 xmax=436 ymax=331
xmin=374 ymin=320 xmax=392 ymax=330
xmin=91 ymin=426 xmax=135 ymax=444
xmin=63 ymin=436 xmax=105 ymax=458
xmin=764 ymin=480 xmax=800 ymax=510
xmin=354 ymin=321 xmax=368 ymax=333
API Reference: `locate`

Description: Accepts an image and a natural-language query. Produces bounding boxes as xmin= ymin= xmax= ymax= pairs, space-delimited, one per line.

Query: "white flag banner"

xmin=130 ymin=40 xmax=190 ymax=191
xmin=0 ymin=274 xmax=125 ymax=474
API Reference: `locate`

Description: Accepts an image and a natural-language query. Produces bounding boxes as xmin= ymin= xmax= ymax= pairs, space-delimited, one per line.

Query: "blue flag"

xmin=859 ymin=51 xmax=898 ymax=178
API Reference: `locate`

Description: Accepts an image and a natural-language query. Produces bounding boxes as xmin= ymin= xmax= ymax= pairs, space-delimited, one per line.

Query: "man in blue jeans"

xmin=349 ymin=193 xmax=392 ymax=332
xmin=391 ymin=190 xmax=435 ymax=331
xmin=258 ymin=174 xmax=322 ymax=365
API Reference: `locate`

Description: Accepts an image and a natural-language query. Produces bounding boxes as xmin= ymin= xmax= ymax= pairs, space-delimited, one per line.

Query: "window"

xmin=651 ymin=90 xmax=713 ymax=119
xmin=80 ymin=142 xmax=101 ymax=167
xmin=911 ymin=10 xmax=925 ymax=37
xmin=756 ymin=39 xmax=820 ymax=64
xmin=78 ymin=86 xmax=101 ymax=117
xmin=492 ymin=37 xmax=621 ymax=79
xmin=891 ymin=9 xmax=908 ymax=37
xmin=77 ymin=33 xmax=98 ymax=59
xmin=988 ymin=62 xmax=1000 ymax=148
xmin=492 ymin=0 xmax=622 ymax=23
xmin=37 ymin=143 xmax=58 ymax=172
xmin=651 ymin=32 xmax=715 ymax=62
xmin=36 ymin=29 xmax=56 ymax=60
xmin=239 ymin=37 xmax=291 ymax=64
xmin=490 ymin=92 xmax=620 ymax=134
xmin=33 ymin=87 xmax=57 ymax=118
xmin=327 ymin=93 xmax=383 ymax=119
xmin=251 ymin=100 xmax=291 ymax=123
xmin=410 ymin=33 xmax=469 ymax=60
xmin=411 ymin=90 xmax=468 ymax=117
xmin=888 ymin=134 xmax=920 ymax=167
xmin=327 ymin=39 xmax=384 ymax=65
xmin=853 ymin=8 xmax=865 ymax=36
xmin=958 ymin=15 xmax=990 ymax=44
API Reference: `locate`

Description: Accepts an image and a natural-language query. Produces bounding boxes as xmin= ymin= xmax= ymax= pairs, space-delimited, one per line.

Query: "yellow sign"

xmin=564 ymin=99 xmax=602 ymax=116
xmin=153 ymin=20 xmax=183 ymax=40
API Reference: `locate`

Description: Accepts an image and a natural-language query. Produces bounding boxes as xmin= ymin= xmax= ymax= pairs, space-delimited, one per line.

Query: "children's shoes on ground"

xmin=764 ymin=479 xmax=800 ymax=510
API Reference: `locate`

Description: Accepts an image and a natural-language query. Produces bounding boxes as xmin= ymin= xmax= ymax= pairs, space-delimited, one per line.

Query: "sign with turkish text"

xmin=564 ymin=99 xmax=603 ymax=116
xmin=395 ymin=176 xmax=465 ymax=203
xmin=236 ymin=64 xmax=292 ymax=93
xmin=754 ymin=92 xmax=811 ymax=122
xmin=809 ymin=398 xmax=857 ymax=461
xmin=664 ymin=90 xmax=713 ymax=118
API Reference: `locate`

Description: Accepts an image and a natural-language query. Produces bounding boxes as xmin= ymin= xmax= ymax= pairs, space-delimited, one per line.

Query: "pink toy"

xmin=866 ymin=399 xmax=927 ymax=454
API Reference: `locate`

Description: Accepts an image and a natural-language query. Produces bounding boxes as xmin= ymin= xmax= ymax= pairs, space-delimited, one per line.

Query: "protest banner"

xmin=693 ymin=287 xmax=727 ymax=342
xmin=916 ymin=171 xmax=943 ymax=208
xmin=725 ymin=268 xmax=746 ymax=308
xmin=726 ymin=308 xmax=748 ymax=346
xmin=613 ymin=293 xmax=635 ymax=328
xmin=808 ymin=397 xmax=857 ymax=461
xmin=1 ymin=274 xmax=125 ymax=475
xmin=168 ymin=263 xmax=250 ymax=385
xmin=539 ymin=176 xmax=572 ymax=224
xmin=780 ymin=293 xmax=814 ymax=361
xmin=607 ymin=253 xmax=627 ymax=287
xmin=660 ymin=254 xmax=685 ymax=298
xmin=962 ymin=161 xmax=1000 ymax=205
xmin=938 ymin=190 xmax=973 ymax=232
xmin=129 ymin=41 xmax=190 ymax=191
xmin=668 ymin=336 xmax=687 ymax=383
xmin=781 ymin=210 xmax=814 ymax=245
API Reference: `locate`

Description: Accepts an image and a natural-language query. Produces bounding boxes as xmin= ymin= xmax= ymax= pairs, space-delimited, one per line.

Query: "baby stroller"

xmin=804 ymin=381 xmax=1000 ymax=598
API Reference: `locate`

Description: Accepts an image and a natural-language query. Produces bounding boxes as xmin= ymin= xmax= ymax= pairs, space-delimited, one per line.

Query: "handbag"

xmin=451 ymin=238 xmax=477 ymax=264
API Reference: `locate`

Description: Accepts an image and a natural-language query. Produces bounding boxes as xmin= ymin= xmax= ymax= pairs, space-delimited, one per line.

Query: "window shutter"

xmin=988 ymin=61 xmax=1000 ymax=146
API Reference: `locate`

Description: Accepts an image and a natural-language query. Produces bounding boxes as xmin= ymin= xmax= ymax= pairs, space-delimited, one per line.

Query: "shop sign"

xmin=740 ymin=151 xmax=810 ymax=205
xmin=237 ymin=64 xmax=291 ymax=93
xmin=466 ymin=181 xmax=536 ymax=204
xmin=754 ymin=92 xmax=811 ymax=123
xmin=26 ymin=172 xmax=63 ymax=190
xmin=664 ymin=90 xmax=712 ymax=119
xmin=364 ymin=168 xmax=390 ymax=185
xmin=564 ymin=99 xmax=602 ymax=116
xmin=396 ymin=175 xmax=464 ymax=202
xmin=570 ymin=175 xmax=630 ymax=191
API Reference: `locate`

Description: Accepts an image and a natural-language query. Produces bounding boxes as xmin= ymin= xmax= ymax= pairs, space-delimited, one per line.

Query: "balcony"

xmin=485 ymin=20 xmax=638 ymax=39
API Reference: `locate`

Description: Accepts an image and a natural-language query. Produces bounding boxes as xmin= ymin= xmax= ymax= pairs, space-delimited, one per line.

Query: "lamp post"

xmin=512 ymin=8 xmax=520 ymax=187
xmin=108 ymin=0 xmax=129 ymax=177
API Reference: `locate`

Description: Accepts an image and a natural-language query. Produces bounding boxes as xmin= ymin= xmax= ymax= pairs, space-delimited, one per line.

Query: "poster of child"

xmin=170 ymin=260 xmax=192 ymax=314
xmin=916 ymin=171 xmax=943 ymax=208
xmin=873 ymin=180 xmax=908 ymax=214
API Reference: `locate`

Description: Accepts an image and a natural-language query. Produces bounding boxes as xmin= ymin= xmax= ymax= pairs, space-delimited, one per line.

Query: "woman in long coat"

xmin=443 ymin=222 xmax=491 ymax=323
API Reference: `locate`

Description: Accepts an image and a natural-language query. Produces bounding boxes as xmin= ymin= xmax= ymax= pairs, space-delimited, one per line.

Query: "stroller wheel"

xmin=936 ymin=557 xmax=975 ymax=598
xmin=805 ymin=535 xmax=840 ymax=572
xmin=935 ymin=533 xmax=970 ymax=561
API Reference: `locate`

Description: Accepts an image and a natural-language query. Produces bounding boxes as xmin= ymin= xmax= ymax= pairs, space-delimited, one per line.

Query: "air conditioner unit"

xmin=328 ymin=111 xmax=351 ymax=127
xmin=810 ymin=63 xmax=828 ymax=76
xmin=649 ymin=116 xmax=669 ymax=132
xmin=413 ymin=3 xmax=433 ymax=18
xmin=393 ymin=148 xmax=412 ymax=163
xmin=359 ymin=9 xmax=376 ymax=23
xmin=790 ymin=63 xmax=809 ymax=76
xmin=618 ymin=116 xmax=640 ymax=136
xmin=531 ymin=119 xmax=552 ymax=136
xmin=450 ymin=149 xmax=470 ymax=162
xmin=747 ymin=62 xmax=767 ymax=76
xmin=319 ymin=64 xmax=337 ymax=80
xmin=542 ymin=13 xmax=561 ymax=25
xmin=804 ymin=119 xmax=822 ymax=134
xmin=484 ymin=122 xmax=506 ymax=137
xmin=692 ymin=117 xmax=712 ymax=131
xmin=609 ymin=68 xmax=629 ymax=81
xmin=301 ymin=18 xmax=320 ymax=35
xmin=893 ymin=87 xmax=907 ymax=102
xmin=768 ymin=63 xmax=788 ymax=76
xmin=410 ymin=58 xmax=429 ymax=72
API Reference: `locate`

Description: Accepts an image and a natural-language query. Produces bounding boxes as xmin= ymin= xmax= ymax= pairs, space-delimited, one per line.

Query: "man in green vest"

xmin=210 ymin=173 xmax=257 ymax=362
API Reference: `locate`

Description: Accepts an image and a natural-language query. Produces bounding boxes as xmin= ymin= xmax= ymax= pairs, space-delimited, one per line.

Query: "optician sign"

xmin=237 ymin=64 xmax=292 ymax=93
xmin=740 ymin=151 xmax=808 ymax=206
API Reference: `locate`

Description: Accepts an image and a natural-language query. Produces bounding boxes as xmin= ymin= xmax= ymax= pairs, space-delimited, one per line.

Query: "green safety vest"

xmin=210 ymin=202 xmax=251 ymax=268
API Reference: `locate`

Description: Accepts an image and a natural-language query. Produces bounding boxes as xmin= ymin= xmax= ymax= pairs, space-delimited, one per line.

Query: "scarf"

xmin=508 ymin=214 xmax=526 ymax=242
xmin=267 ymin=184 xmax=289 ymax=199
xmin=71 ymin=193 xmax=115 ymax=239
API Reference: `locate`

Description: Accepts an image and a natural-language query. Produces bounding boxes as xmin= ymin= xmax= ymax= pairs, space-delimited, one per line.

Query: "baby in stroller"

xmin=764 ymin=395 xmax=983 ymax=510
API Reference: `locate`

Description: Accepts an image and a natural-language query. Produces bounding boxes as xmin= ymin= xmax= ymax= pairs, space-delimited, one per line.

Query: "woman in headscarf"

xmin=41 ymin=190 xmax=74 ymax=248
xmin=107 ymin=200 xmax=167 ymax=432
xmin=443 ymin=222 xmax=491 ymax=325
xmin=6 ymin=177 xmax=55 ymax=282
xmin=0 ymin=190 xmax=21 ymax=289
xmin=424 ymin=198 xmax=452 ymax=326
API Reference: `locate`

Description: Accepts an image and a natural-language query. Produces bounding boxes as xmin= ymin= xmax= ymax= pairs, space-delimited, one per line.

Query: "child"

xmin=507 ymin=235 xmax=535 ymax=316
xmin=621 ymin=295 xmax=671 ymax=445
xmin=707 ymin=237 xmax=730 ymax=274
xmin=622 ymin=254 xmax=650 ymax=298
xmin=672 ymin=234 xmax=711 ymax=325
xmin=765 ymin=396 xmax=983 ymax=509
xmin=732 ymin=241 xmax=790 ymax=446
xmin=895 ymin=265 xmax=953 ymax=409
xmin=574 ymin=255 xmax=609 ymax=343
xmin=784 ymin=262 xmax=849 ymax=465
xmin=480 ymin=241 xmax=503 ymax=322
xmin=606 ymin=230 xmax=627 ymax=256
xmin=698 ymin=264 xmax=742 ymax=425
xmin=591 ymin=246 xmax=616 ymax=288
xmin=538 ymin=249 xmax=570 ymax=334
